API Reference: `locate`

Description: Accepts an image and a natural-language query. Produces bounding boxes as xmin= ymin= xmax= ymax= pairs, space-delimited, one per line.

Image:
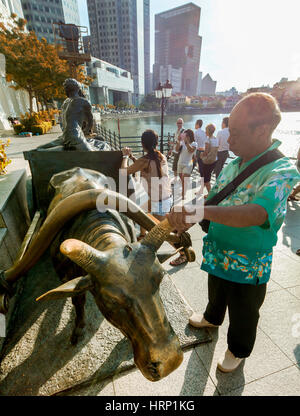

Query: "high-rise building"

xmin=87 ymin=0 xmax=149 ymax=106
xmin=201 ymin=73 xmax=217 ymax=96
xmin=153 ymin=3 xmax=202 ymax=96
xmin=20 ymin=0 xmax=80 ymax=44
xmin=0 ymin=0 xmax=34 ymax=130
xmin=2 ymin=0 xmax=24 ymax=18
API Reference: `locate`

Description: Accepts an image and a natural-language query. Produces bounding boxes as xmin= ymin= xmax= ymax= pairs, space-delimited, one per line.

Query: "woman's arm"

xmin=166 ymin=204 xmax=268 ymax=233
xmin=121 ymin=148 xmax=147 ymax=175
xmin=185 ymin=141 xmax=196 ymax=153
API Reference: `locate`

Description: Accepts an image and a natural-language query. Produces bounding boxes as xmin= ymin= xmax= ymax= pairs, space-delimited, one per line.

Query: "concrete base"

xmin=0 ymin=169 xmax=30 ymax=269
xmin=0 ymin=253 xmax=211 ymax=396
xmin=0 ymin=169 xmax=30 ymax=353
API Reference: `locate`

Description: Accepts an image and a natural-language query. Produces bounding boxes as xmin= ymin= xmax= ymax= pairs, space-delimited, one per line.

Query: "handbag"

xmin=199 ymin=148 xmax=285 ymax=233
xmin=201 ymin=138 xmax=218 ymax=165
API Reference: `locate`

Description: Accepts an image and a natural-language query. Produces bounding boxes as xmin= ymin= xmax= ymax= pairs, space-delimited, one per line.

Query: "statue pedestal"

xmin=0 ymin=169 xmax=30 ymax=269
xmin=0 ymin=169 xmax=30 ymax=351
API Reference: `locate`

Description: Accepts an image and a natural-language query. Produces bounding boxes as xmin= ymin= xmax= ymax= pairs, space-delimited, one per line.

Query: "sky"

xmin=77 ymin=0 xmax=300 ymax=92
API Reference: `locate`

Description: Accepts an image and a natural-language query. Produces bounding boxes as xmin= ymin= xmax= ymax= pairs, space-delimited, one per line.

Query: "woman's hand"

xmin=122 ymin=147 xmax=132 ymax=156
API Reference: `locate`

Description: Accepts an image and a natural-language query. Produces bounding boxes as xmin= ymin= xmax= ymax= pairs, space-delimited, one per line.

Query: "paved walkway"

xmin=2 ymin=128 xmax=300 ymax=396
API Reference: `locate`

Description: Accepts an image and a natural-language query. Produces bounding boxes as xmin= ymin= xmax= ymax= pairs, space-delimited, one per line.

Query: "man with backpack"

xmin=167 ymin=93 xmax=300 ymax=373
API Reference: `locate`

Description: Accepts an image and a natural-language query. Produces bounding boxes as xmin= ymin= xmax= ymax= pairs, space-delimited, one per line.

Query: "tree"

xmin=0 ymin=14 xmax=92 ymax=112
xmin=140 ymin=94 xmax=160 ymax=111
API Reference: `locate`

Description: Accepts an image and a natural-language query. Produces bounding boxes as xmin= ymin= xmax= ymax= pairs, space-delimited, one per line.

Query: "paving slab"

xmin=259 ymin=289 xmax=300 ymax=365
xmin=270 ymin=252 xmax=300 ymax=288
xmin=266 ymin=279 xmax=284 ymax=293
xmin=225 ymin=366 xmax=300 ymax=396
xmin=113 ymin=349 xmax=218 ymax=396
xmin=287 ymin=285 xmax=300 ymax=300
xmin=55 ymin=377 xmax=115 ymax=397
xmin=195 ymin=321 xmax=294 ymax=395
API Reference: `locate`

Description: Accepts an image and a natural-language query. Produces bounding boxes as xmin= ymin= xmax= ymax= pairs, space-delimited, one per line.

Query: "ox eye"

xmin=101 ymin=289 xmax=133 ymax=309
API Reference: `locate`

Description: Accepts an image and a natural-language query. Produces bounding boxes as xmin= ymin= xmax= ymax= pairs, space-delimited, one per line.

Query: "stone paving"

xmin=2 ymin=127 xmax=300 ymax=396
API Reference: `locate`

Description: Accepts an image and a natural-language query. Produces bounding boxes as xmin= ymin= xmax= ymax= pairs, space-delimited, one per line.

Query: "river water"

xmin=102 ymin=111 xmax=300 ymax=159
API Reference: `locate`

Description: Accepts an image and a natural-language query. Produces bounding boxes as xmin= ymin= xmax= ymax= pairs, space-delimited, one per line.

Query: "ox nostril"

xmin=147 ymin=362 xmax=161 ymax=379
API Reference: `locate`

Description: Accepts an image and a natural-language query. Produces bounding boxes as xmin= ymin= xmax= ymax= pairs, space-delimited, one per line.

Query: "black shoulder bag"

xmin=199 ymin=148 xmax=285 ymax=233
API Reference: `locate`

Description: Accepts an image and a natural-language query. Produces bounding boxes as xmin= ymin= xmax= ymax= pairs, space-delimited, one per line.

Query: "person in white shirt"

xmin=194 ymin=119 xmax=207 ymax=176
xmin=170 ymin=129 xmax=197 ymax=267
xmin=167 ymin=118 xmax=185 ymax=178
xmin=201 ymin=124 xmax=219 ymax=193
xmin=214 ymin=117 xmax=230 ymax=178
xmin=176 ymin=129 xmax=197 ymax=198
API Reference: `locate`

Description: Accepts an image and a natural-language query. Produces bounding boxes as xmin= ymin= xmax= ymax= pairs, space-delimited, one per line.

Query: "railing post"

xmin=167 ymin=132 xmax=171 ymax=154
xmin=108 ymin=129 xmax=112 ymax=148
xmin=113 ymin=131 xmax=117 ymax=150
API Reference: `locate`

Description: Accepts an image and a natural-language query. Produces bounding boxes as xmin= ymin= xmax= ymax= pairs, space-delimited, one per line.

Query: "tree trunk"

xmin=43 ymin=98 xmax=49 ymax=111
xmin=28 ymin=89 xmax=33 ymax=114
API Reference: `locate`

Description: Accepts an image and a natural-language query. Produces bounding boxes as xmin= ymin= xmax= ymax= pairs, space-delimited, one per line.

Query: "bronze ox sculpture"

xmin=0 ymin=167 xmax=195 ymax=382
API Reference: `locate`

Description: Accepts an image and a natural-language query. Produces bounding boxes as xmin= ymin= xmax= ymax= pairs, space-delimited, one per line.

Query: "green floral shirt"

xmin=201 ymin=140 xmax=300 ymax=285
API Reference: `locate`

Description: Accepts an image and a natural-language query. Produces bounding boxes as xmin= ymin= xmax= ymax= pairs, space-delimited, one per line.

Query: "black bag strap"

xmin=205 ymin=148 xmax=284 ymax=206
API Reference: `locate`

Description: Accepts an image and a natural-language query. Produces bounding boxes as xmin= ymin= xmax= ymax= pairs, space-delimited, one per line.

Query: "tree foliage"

xmin=0 ymin=14 xmax=92 ymax=112
xmin=140 ymin=94 xmax=160 ymax=111
xmin=0 ymin=139 xmax=11 ymax=175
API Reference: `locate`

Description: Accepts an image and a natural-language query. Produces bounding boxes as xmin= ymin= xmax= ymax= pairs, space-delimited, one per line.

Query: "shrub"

xmin=17 ymin=110 xmax=55 ymax=134
xmin=31 ymin=125 xmax=44 ymax=135
xmin=0 ymin=139 xmax=11 ymax=175
xmin=13 ymin=124 xmax=25 ymax=134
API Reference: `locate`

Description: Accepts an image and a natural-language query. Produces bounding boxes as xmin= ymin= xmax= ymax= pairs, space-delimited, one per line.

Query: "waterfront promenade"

xmin=2 ymin=126 xmax=300 ymax=396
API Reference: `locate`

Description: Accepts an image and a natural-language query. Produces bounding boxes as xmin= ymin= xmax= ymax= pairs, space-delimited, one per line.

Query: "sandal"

xmin=169 ymin=254 xmax=188 ymax=267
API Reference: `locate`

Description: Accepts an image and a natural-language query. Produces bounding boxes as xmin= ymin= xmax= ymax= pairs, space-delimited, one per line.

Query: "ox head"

xmin=37 ymin=220 xmax=184 ymax=381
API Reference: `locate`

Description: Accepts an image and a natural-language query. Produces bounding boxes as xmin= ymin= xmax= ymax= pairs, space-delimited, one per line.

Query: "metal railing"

xmin=96 ymin=124 xmax=174 ymax=155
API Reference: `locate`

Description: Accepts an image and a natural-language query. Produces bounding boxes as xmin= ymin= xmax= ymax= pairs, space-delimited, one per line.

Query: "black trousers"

xmin=214 ymin=150 xmax=229 ymax=178
xmin=204 ymin=274 xmax=267 ymax=358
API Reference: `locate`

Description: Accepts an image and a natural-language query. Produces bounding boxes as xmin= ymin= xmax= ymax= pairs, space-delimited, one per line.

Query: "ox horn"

xmin=60 ymin=239 xmax=107 ymax=276
xmin=141 ymin=219 xmax=175 ymax=251
xmin=3 ymin=189 xmax=159 ymax=285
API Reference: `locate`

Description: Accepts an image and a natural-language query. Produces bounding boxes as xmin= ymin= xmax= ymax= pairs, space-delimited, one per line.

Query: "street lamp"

xmin=155 ymin=80 xmax=173 ymax=153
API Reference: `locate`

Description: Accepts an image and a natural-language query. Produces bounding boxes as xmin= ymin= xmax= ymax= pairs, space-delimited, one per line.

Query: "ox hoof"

xmin=70 ymin=327 xmax=85 ymax=345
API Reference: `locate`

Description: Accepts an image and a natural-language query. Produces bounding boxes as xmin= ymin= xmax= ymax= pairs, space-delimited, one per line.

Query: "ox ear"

xmin=36 ymin=275 xmax=93 ymax=302
xmin=157 ymin=247 xmax=183 ymax=264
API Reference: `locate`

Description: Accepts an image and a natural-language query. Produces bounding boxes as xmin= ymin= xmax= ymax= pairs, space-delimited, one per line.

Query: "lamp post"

xmin=155 ymin=80 xmax=173 ymax=153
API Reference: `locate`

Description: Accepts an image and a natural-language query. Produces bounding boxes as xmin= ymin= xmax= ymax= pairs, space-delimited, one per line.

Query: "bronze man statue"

xmin=37 ymin=78 xmax=93 ymax=151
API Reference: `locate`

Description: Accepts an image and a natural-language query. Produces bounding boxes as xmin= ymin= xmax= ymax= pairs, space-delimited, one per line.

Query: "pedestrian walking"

xmin=201 ymin=124 xmax=219 ymax=194
xmin=167 ymin=118 xmax=185 ymax=179
xmin=194 ymin=119 xmax=207 ymax=177
xmin=214 ymin=117 xmax=230 ymax=178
